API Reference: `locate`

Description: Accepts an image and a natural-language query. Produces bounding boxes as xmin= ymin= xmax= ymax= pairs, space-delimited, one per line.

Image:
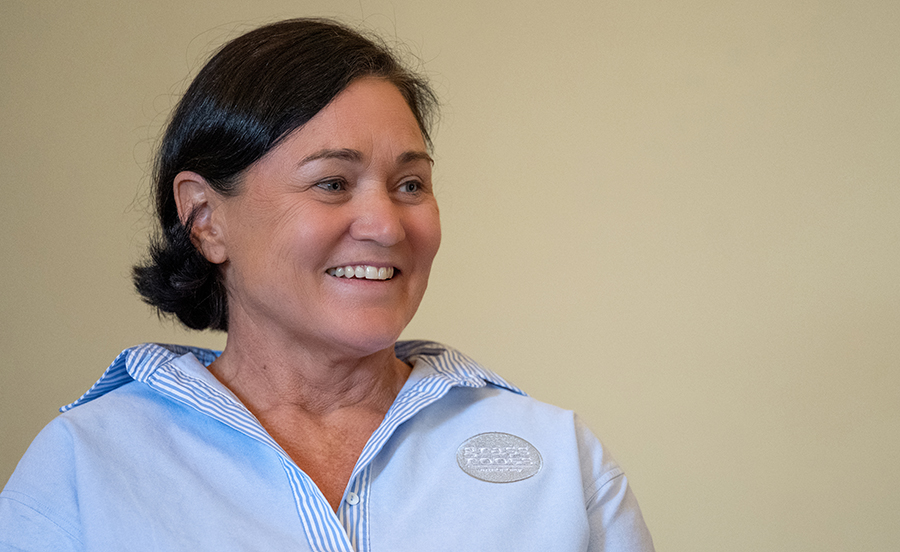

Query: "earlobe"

xmin=173 ymin=171 xmax=228 ymax=264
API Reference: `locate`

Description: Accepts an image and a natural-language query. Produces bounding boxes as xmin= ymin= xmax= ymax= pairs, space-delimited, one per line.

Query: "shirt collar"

xmin=60 ymin=343 xmax=220 ymax=412
xmin=396 ymin=340 xmax=524 ymax=395
xmin=61 ymin=340 xmax=523 ymax=413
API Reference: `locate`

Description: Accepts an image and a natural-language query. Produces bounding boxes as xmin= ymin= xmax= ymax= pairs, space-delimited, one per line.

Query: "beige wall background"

xmin=2 ymin=0 xmax=898 ymax=550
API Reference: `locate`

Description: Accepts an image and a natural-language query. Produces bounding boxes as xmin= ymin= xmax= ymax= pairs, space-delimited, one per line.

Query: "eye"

xmin=316 ymin=178 xmax=346 ymax=192
xmin=399 ymin=180 xmax=421 ymax=193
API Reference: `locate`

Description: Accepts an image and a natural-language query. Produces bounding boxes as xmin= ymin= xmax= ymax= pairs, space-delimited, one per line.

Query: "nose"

xmin=348 ymin=186 xmax=406 ymax=246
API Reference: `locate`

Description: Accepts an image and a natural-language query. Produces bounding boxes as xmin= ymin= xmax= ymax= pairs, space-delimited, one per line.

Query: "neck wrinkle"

xmin=208 ymin=339 xmax=411 ymax=421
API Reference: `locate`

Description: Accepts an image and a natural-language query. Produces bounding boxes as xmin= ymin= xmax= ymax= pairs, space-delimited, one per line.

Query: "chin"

xmin=327 ymin=332 xmax=405 ymax=359
xmin=323 ymin=315 xmax=412 ymax=356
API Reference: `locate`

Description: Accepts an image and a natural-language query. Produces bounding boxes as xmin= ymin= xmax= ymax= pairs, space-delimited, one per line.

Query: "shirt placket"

xmin=337 ymin=464 xmax=372 ymax=552
xmin=330 ymin=363 xmax=469 ymax=551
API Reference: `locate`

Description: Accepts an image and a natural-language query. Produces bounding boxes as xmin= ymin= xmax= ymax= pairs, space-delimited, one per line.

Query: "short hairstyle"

xmin=133 ymin=18 xmax=439 ymax=331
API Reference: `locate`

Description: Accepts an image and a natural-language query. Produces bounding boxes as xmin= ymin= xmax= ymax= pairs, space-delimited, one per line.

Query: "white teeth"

xmin=327 ymin=265 xmax=395 ymax=280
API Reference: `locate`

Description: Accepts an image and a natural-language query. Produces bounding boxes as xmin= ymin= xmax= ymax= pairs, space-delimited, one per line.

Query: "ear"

xmin=173 ymin=171 xmax=228 ymax=265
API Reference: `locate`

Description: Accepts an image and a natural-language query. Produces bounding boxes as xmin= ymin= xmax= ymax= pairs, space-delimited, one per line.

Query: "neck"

xmin=208 ymin=325 xmax=411 ymax=420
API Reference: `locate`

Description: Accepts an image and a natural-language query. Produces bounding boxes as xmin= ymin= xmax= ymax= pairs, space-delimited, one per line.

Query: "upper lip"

xmin=326 ymin=262 xmax=397 ymax=270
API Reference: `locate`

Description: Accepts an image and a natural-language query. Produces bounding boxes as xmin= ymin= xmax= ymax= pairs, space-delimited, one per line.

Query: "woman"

xmin=0 ymin=19 xmax=654 ymax=551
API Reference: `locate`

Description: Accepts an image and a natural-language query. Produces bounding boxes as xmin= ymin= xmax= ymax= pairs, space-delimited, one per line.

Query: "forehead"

xmin=291 ymin=78 xmax=426 ymax=152
xmin=241 ymin=78 xmax=429 ymax=185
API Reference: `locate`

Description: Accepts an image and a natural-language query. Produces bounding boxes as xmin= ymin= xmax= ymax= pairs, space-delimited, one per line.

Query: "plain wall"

xmin=2 ymin=1 xmax=898 ymax=550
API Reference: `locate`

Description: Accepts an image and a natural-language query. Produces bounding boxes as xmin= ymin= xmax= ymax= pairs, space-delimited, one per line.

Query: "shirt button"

xmin=346 ymin=492 xmax=360 ymax=505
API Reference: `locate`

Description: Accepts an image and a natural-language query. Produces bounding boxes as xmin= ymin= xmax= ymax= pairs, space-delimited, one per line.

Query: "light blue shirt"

xmin=1 ymin=341 xmax=654 ymax=551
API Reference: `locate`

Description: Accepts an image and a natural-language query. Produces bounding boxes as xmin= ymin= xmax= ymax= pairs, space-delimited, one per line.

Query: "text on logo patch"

xmin=456 ymin=432 xmax=542 ymax=483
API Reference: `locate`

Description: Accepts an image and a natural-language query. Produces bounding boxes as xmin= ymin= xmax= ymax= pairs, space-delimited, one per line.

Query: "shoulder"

xmin=1 ymin=409 xmax=87 ymax=548
xmin=395 ymin=340 xmax=623 ymax=488
xmin=4 ymin=342 xmax=223 ymax=499
xmin=375 ymin=342 xmax=655 ymax=550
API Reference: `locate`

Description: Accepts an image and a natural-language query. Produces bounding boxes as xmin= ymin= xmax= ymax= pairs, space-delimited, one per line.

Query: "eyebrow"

xmin=299 ymin=148 xmax=434 ymax=167
xmin=397 ymin=151 xmax=434 ymax=165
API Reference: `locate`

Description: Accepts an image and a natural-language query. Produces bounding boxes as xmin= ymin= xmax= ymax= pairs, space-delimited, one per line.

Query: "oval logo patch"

xmin=456 ymin=432 xmax=542 ymax=483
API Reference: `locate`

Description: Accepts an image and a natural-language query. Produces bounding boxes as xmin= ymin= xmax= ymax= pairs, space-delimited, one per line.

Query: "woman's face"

xmin=211 ymin=78 xmax=441 ymax=357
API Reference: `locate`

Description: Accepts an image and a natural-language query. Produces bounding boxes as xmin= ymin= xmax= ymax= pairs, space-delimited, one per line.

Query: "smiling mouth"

xmin=326 ymin=265 xmax=396 ymax=280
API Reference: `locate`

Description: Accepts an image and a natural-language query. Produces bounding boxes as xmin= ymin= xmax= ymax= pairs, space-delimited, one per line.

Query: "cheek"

xmin=222 ymin=207 xmax=317 ymax=283
xmin=258 ymin=202 xmax=338 ymax=257
xmin=411 ymin=209 xmax=442 ymax=264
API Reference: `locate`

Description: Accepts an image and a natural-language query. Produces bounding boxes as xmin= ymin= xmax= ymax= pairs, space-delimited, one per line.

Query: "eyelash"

xmin=315 ymin=178 xmax=347 ymax=192
xmin=315 ymin=178 xmax=423 ymax=194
